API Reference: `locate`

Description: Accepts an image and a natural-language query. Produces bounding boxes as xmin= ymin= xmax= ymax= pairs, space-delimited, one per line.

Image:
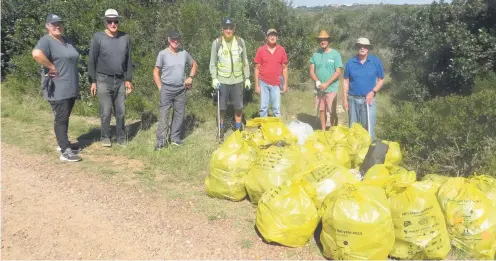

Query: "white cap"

xmin=104 ymin=9 xmax=120 ymax=18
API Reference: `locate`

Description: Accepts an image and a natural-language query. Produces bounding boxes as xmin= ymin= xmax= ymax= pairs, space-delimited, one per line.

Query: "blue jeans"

xmin=348 ymin=95 xmax=376 ymax=140
xmin=97 ymin=73 xmax=126 ymax=142
xmin=259 ymin=79 xmax=281 ymax=117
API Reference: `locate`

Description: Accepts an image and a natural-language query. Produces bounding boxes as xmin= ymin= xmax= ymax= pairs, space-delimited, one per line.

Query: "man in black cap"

xmin=88 ymin=9 xmax=133 ymax=147
xmin=153 ymin=30 xmax=197 ymax=150
xmin=209 ymin=18 xmax=250 ymax=142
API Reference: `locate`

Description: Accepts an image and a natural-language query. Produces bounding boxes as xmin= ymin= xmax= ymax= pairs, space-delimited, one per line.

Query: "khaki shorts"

xmin=315 ymin=92 xmax=337 ymax=112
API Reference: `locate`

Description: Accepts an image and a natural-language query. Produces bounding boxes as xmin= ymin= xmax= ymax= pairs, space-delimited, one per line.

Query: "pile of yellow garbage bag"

xmin=204 ymin=118 xmax=496 ymax=260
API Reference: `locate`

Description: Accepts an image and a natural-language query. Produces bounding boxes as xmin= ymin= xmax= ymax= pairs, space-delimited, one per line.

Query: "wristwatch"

xmin=372 ymin=90 xmax=377 ymax=96
xmin=189 ymin=75 xmax=195 ymax=79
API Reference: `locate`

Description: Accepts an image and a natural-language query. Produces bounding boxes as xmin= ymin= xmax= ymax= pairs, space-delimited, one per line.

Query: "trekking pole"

xmin=216 ymin=85 xmax=221 ymax=141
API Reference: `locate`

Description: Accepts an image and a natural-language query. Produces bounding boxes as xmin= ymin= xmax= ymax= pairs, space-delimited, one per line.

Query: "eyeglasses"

xmin=222 ymin=26 xmax=234 ymax=31
xmin=106 ymin=20 xmax=119 ymax=25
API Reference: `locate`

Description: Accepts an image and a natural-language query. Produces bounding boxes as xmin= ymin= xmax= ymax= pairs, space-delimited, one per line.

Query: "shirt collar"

xmin=264 ymin=43 xmax=279 ymax=51
xmin=352 ymin=55 xmax=371 ymax=63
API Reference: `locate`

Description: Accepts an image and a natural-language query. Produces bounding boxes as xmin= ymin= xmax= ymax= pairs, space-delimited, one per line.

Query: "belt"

xmin=97 ymin=72 xmax=125 ymax=79
xmin=348 ymin=94 xmax=366 ymax=98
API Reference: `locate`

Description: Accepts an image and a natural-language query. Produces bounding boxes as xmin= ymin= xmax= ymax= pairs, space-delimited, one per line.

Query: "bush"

xmin=379 ymin=89 xmax=496 ymax=177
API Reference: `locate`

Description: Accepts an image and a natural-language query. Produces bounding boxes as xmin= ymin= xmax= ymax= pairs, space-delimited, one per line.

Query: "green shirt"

xmin=310 ymin=49 xmax=343 ymax=93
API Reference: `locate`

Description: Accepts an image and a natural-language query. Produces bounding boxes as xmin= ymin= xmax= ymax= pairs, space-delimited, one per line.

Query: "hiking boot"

xmin=117 ymin=140 xmax=127 ymax=147
xmin=101 ymin=138 xmax=112 ymax=147
xmin=171 ymin=140 xmax=184 ymax=146
xmin=154 ymin=143 xmax=167 ymax=151
xmin=60 ymin=148 xmax=82 ymax=162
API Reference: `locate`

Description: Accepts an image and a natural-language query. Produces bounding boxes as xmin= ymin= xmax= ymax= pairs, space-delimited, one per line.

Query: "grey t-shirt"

xmin=35 ymin=35 xmax=80 ymax=101
xmin=155 ymin=48 xmax=193 ymax=88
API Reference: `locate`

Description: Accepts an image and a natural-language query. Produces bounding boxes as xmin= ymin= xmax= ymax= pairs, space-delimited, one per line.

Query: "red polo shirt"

xmin=254 ymin=44 xmax=288 ymax=86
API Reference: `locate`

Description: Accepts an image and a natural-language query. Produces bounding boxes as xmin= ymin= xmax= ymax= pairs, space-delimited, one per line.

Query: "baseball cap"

xmin=266 ymin=29 xmax=278 ymax=36
xmin=222 ymin=18 xmax=234 ymax=26
xmin=46 ymin=14 xmax=63 ymax=24
xmin=167 ymin=30 xmax=181 ymax=39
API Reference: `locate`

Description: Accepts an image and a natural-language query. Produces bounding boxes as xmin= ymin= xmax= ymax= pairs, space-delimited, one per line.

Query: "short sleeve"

xmin=254 ymin=48 xmax=262 ymax=64
xmin=310 ymin=54 xmax=315 ymax=64
xmin=344 ymin=61 xmax=350 ymax=79
xmin=335 ymin=51 xmax=343 ymax=68
xmin=34 ymin=36 xmax=51 ymax=60
xmin=281 ymin=48 xmax=288 ymax=64
xmin=375 ymin=57 xmax=385 ymax=79
xmin=155 ymin=52 xmax=163 ymax=68
xmin=186 ymin=51 xmax=194 ymax=66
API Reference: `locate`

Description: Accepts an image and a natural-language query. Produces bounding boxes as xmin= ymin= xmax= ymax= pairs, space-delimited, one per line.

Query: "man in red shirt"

xmin=254 ymin=29 xmax=288 ymax=117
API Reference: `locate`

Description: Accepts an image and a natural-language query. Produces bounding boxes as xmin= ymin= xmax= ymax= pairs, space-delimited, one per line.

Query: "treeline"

xmin=2 ymin=0 xmax=495 ymax=176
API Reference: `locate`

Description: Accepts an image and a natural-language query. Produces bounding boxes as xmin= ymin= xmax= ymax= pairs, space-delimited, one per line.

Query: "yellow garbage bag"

xmin=437 ymin=177 xmax=496 ymax=259
xmin=205 ymin=131 xmax=254 ymax=201
xmin=389 ymin=184 xmax=451 ymax=260
xmin=302 ymin=164 xmax=359 ymax=208
xmin=389 ymin=166 xmax=417 ymax=194
xmin=351 ymin=146 xmax=369 ymax=169
xmin=241 ymin=128 xmax=271 ymax=148
xmin=416 ymin=174 xmax=450 ymax=195
xmin=364 ymin=164 xmax=390 ymax=180
xmin=327 ymin=125 xmax=350 ymax=145
xmin=320 ymin=183 xmax=395 ymax=260
xmin=256 ymin=179 xmax=319 ymax=247
xmin=245 ymin=143 xmax=303 ymax=204
xmin=347 ymin=123 xmax=371 ymax=156
xmin=469 ymin=174 xmax=496 ymax=205
xmin=328 ymin=144 xmax=352 ymax=168
xmin=245 ymin=117 xmax=297 ymax=144
xmin=299 ymin=142 xmax=333 ymax=169
xmin=383 ymin=141 xmax=402 ymax=168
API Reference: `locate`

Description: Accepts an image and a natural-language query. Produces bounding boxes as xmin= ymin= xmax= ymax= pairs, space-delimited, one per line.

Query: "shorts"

xmin=219 ymin=82 xmax=243 ymax=110
xmin=315 ymin=92 xmax=337 ymax=112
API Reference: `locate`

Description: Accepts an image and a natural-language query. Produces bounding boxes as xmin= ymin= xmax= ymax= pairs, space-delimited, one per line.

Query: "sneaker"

xmin=101 ymin=138 xmax=112 ymax=147
xmin=59 ymin=148 xmax=82 ymax=162
xmin=57 ymin=145 xmax=80 ymax=154
xmin=171 ymin=140 xmax=184 ymax=146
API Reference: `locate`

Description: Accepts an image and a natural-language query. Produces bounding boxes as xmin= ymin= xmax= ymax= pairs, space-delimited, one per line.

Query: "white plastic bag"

xmin=288 ymin=120 xmax=314 ymax=145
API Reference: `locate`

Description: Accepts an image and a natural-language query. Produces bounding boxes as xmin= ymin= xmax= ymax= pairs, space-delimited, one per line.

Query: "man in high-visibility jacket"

xmin=209 ymin=18 xmax=251 ymax=142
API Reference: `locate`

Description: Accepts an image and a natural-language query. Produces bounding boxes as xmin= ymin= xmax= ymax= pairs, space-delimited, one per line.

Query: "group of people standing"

xmin=32 ymin=9 xmax=384 ymax=162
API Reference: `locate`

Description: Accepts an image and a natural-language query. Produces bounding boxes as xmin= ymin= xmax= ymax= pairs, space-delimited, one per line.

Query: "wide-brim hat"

xmin=103 ymin=9 xmax=120 ymax=19
xmin=317 ymin=30 xmax=331 ymax=40
xmin=354 ymin=38 xmax=373 ymax=50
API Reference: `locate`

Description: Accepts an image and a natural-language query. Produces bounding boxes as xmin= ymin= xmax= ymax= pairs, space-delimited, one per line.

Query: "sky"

xmin=291 ymin=0 xmax=452 ymax=6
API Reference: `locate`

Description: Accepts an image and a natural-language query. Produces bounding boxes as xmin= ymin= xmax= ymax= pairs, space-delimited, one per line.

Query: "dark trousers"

xmin=49 ymin=97 xmax=76 ymax=152
xmin=97 ymin=73 xmax=126 ymax=142
xmin=156 ymin=87 xmax=186 ymax=145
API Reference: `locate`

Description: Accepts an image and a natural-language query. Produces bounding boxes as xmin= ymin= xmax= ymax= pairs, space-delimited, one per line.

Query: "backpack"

xmin=215 ymin=36 xmax=244 ymax=53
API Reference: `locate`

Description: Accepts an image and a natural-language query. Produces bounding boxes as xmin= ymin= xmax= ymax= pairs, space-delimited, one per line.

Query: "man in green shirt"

xmin=309 ymin=30 xmax=343 ymax=130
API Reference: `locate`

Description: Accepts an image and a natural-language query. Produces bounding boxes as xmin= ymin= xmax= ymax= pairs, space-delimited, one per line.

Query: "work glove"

xmin=212 ymin=79 xmax=220 ymax=90
xmin=244 ymin=79 xmax=251 ymax=90
xmin=315 ymin=81 xmax=322 ymax=89
xmin=314 ymin=81 xmax=322 ymax=95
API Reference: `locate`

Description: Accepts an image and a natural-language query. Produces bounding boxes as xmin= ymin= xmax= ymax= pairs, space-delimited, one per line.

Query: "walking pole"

xmin=217 ymin=85 xmax=221 ymax=142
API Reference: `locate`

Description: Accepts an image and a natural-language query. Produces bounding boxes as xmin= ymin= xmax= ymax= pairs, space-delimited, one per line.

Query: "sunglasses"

xmin=106 ymin=20 xmax=119 ymax=25
xmin=222 ymin=26 xmax=234 ymax=30
xmin=50 ymin=22 xmax=63 ymax=27
xmin=356 ymin=45 xmax=369 ymax=49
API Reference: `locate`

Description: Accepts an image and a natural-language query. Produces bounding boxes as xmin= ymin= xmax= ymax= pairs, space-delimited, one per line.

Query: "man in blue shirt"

xmin=343 ymin=38 xmax=385 ymax=140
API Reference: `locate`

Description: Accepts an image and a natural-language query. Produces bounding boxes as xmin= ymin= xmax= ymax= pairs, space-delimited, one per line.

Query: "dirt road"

xmin=1 ymin=143 xmax=322 ymax=259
